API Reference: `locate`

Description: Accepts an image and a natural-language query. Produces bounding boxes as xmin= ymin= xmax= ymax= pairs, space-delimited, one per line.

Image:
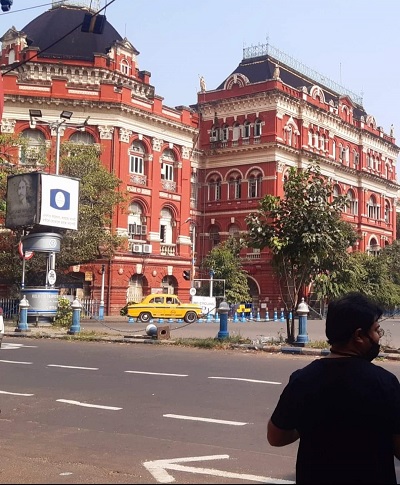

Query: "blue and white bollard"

xmin=295 ymin=298 xmax=309 ymax=346
xmin=265 ymin=308 xmax=270 ymax=321
xmin=217 ymin=300 xmax=230 ymax=340
xmin=273 ymin=308 xmax=278 ymax=321
xmin=241 ymin=312 xmax=246 ymax=323
xmin=256 ymin=310 xmax=261 ymax=321
xmin=128 ymin=316 xmax=134 ymax=323
xmin=16 ymin=295 xmax=30 ymax=333
xmin=207 ymin=312 xmax=213 ymax=323
xmin=68 ymin=298 xmax=82 ymax=335
xmin=280 ymin=309 xmax=285 ymax=322
xmin=233 ymin=311 xmax=238 ymax=323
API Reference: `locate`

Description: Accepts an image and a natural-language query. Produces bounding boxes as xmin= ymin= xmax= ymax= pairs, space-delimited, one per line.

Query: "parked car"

xmin=127 ymin=294 xmax=203 ymax=323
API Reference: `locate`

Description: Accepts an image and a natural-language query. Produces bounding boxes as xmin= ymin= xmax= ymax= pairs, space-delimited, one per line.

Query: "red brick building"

xmin=0 ymin=3 xmax=398 ymax=314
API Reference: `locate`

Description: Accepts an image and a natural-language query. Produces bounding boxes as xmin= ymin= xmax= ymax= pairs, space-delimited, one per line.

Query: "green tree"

xmin=0 ymin=141 xmax=126 ymax=293
xmin=200 ymin=237 xmax=251 ymax=305
xmin=55 ymin=142 xmax=126 ymax=269
xmin=246 ymin=162 xmax=358 ymax=342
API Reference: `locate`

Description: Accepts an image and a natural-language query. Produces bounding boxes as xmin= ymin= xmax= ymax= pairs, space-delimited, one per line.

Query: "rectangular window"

xmin=130 ymin=156 xmax=144 ymax=174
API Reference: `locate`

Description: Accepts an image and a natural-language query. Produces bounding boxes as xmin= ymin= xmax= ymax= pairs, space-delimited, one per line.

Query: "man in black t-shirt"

xmin=267 ymin=292 xmax=400 ymax=484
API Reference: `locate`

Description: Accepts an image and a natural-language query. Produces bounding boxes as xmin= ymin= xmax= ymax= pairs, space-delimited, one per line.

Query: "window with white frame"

xmin=346 ymin=189 xmax=358 ymax=215
xmin=384 ymin=202 xmax=391 ymax=223
xmin=220 ymin=125 xmax=229 ymax=142
xmin=367 ymin=195 xmax=379 ymax=219
xmin=228 ymin=173 xmax=242 ymax=199
xmin=208 ymin=177 xmax=221 ymax=201
xmin=308 ymin=130 xmax=313 ymax=146
xmin=333 ymin=184 xmax=340 ymax=199
xmin=232 ymin=123 xmax=241 ymax=142
xmin=248 ymin=172 xmax=262 ymax=198
xmin=161 ymin=149 xmax=175 ymax=181
xmin=160 ymin=207 xmax=173 ymax=244
xmin=129 ymin=141 xmax=145 ymax=175
xmin=190 ymin=170 xmax=198 ymax=206
xmin=353 ymin=151 xmax=359 ymax=168
xmin=210 ymin=126 xmax=219 ymax=142
xmin=332 ymin=140 xmax=336 ymax=159
xmin=128 ymin=202 xmax=146 ymax=240
xmin=20 ymin=129 xmax=47 ymax=165
xmin=69 ymin=131 xmax=95 ymax=145
xmin=254 ymin=119 xmax=262 ymax=137
xmin=243 ymin=121 xmax=251 ymax=138
xmin=120 ymin=59 xmax=130 ymax=75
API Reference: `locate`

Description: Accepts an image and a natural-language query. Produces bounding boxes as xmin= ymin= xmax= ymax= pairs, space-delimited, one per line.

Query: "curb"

xmin=4 ymin=330 xmax=400 ymax=361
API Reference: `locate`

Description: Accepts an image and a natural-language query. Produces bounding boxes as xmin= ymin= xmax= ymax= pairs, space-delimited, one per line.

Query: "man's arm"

xmin=267 ymin=418 xmax=299 ymax=447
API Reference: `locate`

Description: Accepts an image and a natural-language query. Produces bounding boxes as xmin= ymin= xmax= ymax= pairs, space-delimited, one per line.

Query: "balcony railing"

xmin=160 ymin=243 xmax=176 ymax=256
xmin=161 ymin=180 xmax=176 ymax=192
xmin=130 ymin=173 xmax=147 ymax=185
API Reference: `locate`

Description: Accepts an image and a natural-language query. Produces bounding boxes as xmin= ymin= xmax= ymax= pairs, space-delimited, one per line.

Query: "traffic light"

xmin=183 ymin=270 xmax=191 ymax=281
xmin=1 ymin=0 xmax=13 ymax=12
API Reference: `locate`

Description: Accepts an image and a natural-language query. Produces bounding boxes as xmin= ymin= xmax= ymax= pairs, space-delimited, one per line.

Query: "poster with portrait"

xmin=5 ymin=173 xmax=39 ymax=229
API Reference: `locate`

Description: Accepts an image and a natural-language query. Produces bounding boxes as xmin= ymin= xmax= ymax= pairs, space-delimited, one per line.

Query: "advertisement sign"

xmin=192 ymin=296 xmax=217 ymax=317
xmin=5 ymin=173 xmax=39 ymax=229
xmin=39 ymin=174 xmax=79 ymax=230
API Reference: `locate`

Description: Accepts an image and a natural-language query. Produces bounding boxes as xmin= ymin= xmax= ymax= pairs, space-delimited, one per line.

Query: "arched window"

xmin=160 ymin=207 xmax=174 ymax=245
xmin=220 ymin=124 xmax=229 ymax=142
xmin=367 ymin=195 xmax=379 ymax=219
xmin=161 ymin=149 xmax=176 ymax=191
xmin=333 ymin=184 xmax=340 ymax=199
xmin=126 ymin=275 xmax=145 ymax=303
xmin=20 ymin=129 xmax=46 ymax=165
xmin=367 ymin=237 xmax=380 ymax=257
xmin=228 ymin=224 xmax=240 ymax=238
xmin=128 ymin=202 xmax=146 ymax=240
xmin=248 ymin=172 xmax=262 ymax=198
xmin=208 ymin=176 xmax=221 ymax=201
xmin=384 ymin=202 xmax=391 ymax=224
xmin=129 ymin=141 xmax=145 ymax=175
xmin=69 ymin=131 xmax=95 ymax=145
xmin=232 ymin=122 xmax=241 ymax=142
xmin=346 ymin=189 xmax=358 ymax=215
xmin=308 ymin=130 xmax=313 ymax=146
xmin=243 ymin=121 xmax=251 ymax=138
xmin=120 ymin=59 xmax=130 ymax=75
xmin=228 ymin=172 xmax=242 ymax=200
xmin=254 ymin=120 xmax=262 ymax=137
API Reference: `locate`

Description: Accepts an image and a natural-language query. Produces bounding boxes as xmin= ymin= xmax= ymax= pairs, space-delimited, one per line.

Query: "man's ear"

xmin=353 ymin=328 xmax=364 ymax=343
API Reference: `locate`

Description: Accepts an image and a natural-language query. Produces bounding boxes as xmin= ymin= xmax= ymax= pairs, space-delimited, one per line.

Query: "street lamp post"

xmin=99 ymin=264 xmax=105 ymax=320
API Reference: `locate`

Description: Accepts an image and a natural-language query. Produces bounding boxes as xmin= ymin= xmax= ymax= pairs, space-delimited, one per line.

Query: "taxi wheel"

xmin=184 ymin=311 xmax=197 ymax=323
xmin=139 ymin=312 xmax=152 ymax=323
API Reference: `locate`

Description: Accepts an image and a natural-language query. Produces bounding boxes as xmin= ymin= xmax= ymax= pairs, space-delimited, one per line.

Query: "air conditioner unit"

xmin=132 ymin=244 xmax=143 ymax=253
xmin=142 ymin=244 xmax=152 ymax=254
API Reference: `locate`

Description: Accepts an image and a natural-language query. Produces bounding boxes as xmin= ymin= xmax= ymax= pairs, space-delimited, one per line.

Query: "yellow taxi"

xmin=127 ymin=294 xmax=203 ymax=323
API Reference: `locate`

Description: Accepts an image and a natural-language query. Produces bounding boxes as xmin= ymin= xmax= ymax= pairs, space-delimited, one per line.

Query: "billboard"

xmin=5 ymin=173 xmax=80 ymax=231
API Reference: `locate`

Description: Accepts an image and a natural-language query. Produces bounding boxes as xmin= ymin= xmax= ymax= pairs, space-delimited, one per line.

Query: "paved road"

xmin=6 ymin=314 xmax=400 ymax=349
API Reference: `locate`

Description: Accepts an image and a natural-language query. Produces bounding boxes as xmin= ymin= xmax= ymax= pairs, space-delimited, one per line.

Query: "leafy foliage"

xmin=199 ymin=237 xmax=251 ymax=305
xmin=245 ymin=161 xmax=358 ymax=341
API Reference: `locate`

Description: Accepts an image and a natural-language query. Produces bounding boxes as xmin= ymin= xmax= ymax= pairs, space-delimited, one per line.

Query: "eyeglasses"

xmin=376 ymin=328 xmax=385 ymax=338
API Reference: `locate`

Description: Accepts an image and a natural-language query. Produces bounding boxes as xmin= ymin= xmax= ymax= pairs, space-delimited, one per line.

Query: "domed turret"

xmin=21 ymin=2 xmax=123 ymax=62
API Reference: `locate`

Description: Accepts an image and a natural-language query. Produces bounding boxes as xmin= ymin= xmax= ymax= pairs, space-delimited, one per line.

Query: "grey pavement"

xmin=3 ymin=314 xmax=400 ymax=360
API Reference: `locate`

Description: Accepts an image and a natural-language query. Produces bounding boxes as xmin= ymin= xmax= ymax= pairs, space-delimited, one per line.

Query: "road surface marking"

xmin=57 ymin=399 xmax=122 ymax=410
xmin=0 ymin=390 xmax=34 ymax=396
xmin=143 ymin=454 xmax=294 ymax=484
xmin=163 ymin=414 xmax=247 ymax=426
xmin=208 ymin=376 xmax=281 ymax=385
xmin=125 ymin=371 xmax=188 ymax=377
xmin=47 ymin=364 xmax=99 ymax=370
xmin=1 ymin=343 xmax=37 ymax=349
xmin=0 ymin=359 xmax=32 ymax=365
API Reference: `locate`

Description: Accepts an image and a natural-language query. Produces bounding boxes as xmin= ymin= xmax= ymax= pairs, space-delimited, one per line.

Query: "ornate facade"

xmin=0 ymin=3 xmax=398 ymax=314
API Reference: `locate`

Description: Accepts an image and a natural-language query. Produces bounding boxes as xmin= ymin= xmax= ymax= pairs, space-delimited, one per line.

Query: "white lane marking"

xmin=47 ymin=365 xmax=99 ymax=370
xmin=143 ymin=455 xmax=294 ymax=484
xmin=57 ymin=399 xmax=122 ymax=411
xmin=59 ymin=473 xmax=73 ymax=476
xmin=163 ymin=414 xmax=247 ymax=426
xmin=208 ymin=376 xmax=281 ymax=385
xmin=1 ymin=343 xmax=38 ymax=349
xmin=125 ymin=371 xmax=188 ymax=377
xmin=0 ymin=359 xmax=32 ymax=365
xmin=0 ymin=390 xmax=34 ymax=396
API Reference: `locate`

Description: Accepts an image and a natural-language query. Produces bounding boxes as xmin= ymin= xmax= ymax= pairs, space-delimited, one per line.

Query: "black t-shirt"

xmin=270 ymin=357 xmax=400 ymax=484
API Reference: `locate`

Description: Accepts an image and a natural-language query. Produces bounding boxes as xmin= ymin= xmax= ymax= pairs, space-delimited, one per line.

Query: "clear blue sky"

xmin=3 ymin=0 xmax=400 ymax=168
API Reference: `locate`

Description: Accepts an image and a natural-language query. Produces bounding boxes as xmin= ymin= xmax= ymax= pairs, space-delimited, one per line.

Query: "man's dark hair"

xmin=326 ymin=292 xmax=383 ymax=345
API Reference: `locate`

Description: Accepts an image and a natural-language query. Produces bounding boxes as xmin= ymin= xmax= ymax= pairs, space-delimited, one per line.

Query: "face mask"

xmin=362 ymin=335 xmax=380 ymax=362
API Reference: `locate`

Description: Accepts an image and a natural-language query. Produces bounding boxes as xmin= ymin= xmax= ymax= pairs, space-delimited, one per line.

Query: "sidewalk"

xmin=3 ymin=316 xmax=400 ymax=361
